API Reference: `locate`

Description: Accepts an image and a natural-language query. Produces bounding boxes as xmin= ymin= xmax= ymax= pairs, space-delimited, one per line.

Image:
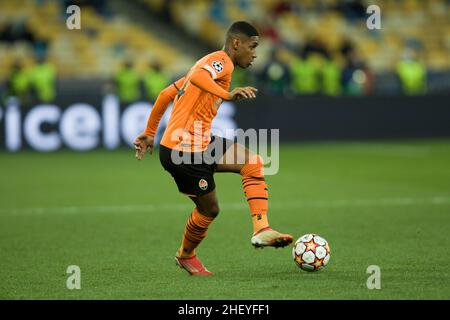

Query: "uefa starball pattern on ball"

xmin=292 ymin=234 xmax=331 ymax=272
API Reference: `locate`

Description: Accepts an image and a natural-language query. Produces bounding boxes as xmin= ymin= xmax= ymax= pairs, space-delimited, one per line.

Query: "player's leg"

xmin=215 ymin=141 xmax=293 ymax=248
xmin=159 ymin=145 xmax=216 ymax=275
xmin=215 ymin=143 xmax=269 ymax=231
xmin=177 ymin=190 xmax=219 ymax=258
xmin=174 ymin=191 xmax=218 ymax=276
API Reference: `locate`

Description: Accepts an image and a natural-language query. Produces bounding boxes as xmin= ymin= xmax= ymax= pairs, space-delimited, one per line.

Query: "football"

xmin=292 ymin=234 xmax=331 ymax=272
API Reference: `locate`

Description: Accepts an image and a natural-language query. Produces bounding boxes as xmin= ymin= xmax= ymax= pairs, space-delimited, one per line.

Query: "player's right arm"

xmin=134 ymin=77 xmax=185 ymax=160
xmin=145 ymin=77 xmax=185 ymax=137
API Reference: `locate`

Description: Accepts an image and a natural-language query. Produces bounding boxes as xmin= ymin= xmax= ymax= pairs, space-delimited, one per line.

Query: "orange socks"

xmin=178 ymin=154 xmax=270 ymax=257
xmin=241 ymin=155 xmax=270 ymax=234
xmin=179 ymin=208 xmax=215 ymax=258
xmin=251 ymin=213 xmax=269 ymax=234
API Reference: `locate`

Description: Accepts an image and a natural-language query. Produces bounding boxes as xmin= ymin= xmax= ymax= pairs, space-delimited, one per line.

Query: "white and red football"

xmin=292 ymin=234 xmax=331 ymax=272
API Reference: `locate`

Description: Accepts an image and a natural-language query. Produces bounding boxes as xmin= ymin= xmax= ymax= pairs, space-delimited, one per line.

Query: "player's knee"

xmin=198 ymin=203 xmax=220 ymax=218
xmin=208 ymin=204 xmax=220 ymax=217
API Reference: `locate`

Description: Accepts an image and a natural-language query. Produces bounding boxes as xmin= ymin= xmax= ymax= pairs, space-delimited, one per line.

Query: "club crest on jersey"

xmin=212 ymin=61 xmax=223 ymax=73
xmin=199 ymin=179 xmax=208 ymax=190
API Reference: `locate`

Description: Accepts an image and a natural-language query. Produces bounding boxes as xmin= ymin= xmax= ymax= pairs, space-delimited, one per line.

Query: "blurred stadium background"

xmin=1 ymin=0 xmax=450 ymax=152
xmin=1 ymin=0 xmax=450 ymax=300
xmin=1 ymin=0 xmax=450 ymax=95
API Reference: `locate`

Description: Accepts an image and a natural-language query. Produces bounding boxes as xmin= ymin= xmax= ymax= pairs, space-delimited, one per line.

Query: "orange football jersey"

xmin=160 ymin=50 xmax=234 ymax=152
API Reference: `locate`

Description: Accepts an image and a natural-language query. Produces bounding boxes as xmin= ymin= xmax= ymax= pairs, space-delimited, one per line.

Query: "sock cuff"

xmin=192 ymin=208 xmax=215 ymax=228
xmin=240 ymin=155 xmax=264 ymax=176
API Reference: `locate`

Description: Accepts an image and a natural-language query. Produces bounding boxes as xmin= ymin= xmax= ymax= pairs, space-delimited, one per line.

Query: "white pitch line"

xmin=1 ymin=196 xmax=450 ymax=216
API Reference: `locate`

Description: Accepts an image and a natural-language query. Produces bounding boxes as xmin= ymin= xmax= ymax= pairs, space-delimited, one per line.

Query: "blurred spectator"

xmin=340 ymin=41 xmax=373 ymax=95
xmin=6 ymin=61 xmax=31 ymax=104
xmin=114 ymin=60 xmax=141 ymax=103
xmin=143 ymin=61 xmax=170 ymax=102
xmin=29 ymin=55 xmax=56 ymax=103
xmin=290 ymin=37 xmax=336 ymax=95
xmin=321 ymin=53 xmax=342 ymax=96
xmin=290 ymin=51 xmax=321 ymax=95
xmin=260 ymin=48 xmax=291 ymax=96
xmin=396 ymin=49 xmax=427 ymax=95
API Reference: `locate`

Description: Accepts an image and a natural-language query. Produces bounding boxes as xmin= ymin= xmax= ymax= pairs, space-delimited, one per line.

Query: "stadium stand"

xmin=0 ymin=0 xmax=190 ymax=81
xmin=0 ymin=0 xmax=449 ymax=95
xmin=144 ymin=0 xmax=449 ymax=73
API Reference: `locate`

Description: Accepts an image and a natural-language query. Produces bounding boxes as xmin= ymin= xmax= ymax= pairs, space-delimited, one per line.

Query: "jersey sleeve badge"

xmin=211 ymin=61 xmax=223 ymax=73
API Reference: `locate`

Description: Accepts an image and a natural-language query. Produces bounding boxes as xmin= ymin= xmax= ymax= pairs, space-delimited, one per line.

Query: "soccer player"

xmin=134 ymin=21 xmax=293 ymax=276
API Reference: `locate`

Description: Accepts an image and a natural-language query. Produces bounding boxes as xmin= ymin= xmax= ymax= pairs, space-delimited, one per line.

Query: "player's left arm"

xmin=191 ymin=59 xmax=257 ymax=100
xmin=134 ymin=77 xmax=185 ymax=160
xmin=190 ymin=69 xmax=231 ymax=100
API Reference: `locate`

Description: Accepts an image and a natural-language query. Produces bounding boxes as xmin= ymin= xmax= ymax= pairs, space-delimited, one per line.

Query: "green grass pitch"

xmin=1 ymin=139 xmax=449 ymax=299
